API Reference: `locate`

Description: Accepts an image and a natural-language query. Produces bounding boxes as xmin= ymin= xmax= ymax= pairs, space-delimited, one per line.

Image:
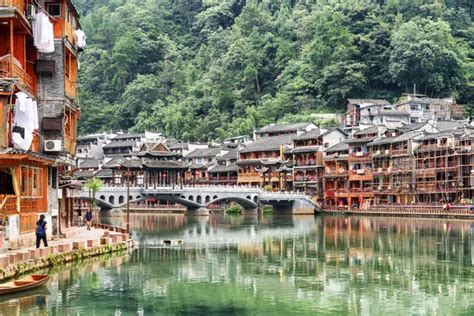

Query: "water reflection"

xmin=7 ymin=214 xmax=474 ymax=315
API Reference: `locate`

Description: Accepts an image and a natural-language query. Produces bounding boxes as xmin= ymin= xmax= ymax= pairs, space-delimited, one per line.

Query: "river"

xmin=1 ymin=214 xmax=474 ymax=315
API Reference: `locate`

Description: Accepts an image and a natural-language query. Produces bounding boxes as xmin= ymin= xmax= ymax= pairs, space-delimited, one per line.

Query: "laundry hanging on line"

xmin=75 ymin=29 xmax=86 ymax=50
xmin=12 ymin=91 xmax=39 ymax=151
xmin=32 ymin=11 xmax=55 ymax=53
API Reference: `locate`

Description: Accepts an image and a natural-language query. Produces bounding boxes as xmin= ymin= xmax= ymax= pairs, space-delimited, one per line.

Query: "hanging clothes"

xmin=75 ymin=29 xmax=86 ymax=50
xmin=33 ymin=12 xmax=54 ymax=53
xmin=12 ymin=92 xmax=38 ymax=151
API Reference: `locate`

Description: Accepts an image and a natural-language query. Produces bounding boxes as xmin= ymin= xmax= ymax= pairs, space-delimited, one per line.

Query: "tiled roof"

xmin=292 ymin=146 xmax=320 ymax=154
xmin=436 ymin=120 xmax=468 ymax=131
xmin=353 ymin=125 xmax=381 ymax=136
xmin=78 ymin=158 xmax=100 ymax=169
xmin=208 ymin=164 xmax=239 ymax=173
xmin=166 ymin=139 xmax=189 ymax=150
xmin=143 ymin=160 xmax=187 ymax=169
xmin=320 ymin=127 xmax=348 ymax=137
xmin=369 ymin=131 xmax=423 ymax=146
xmin=347 ymin=137 xmax=376 ymax=144
xmin=94 ymin=169 xmax=113 ymax=178
xmin=185 ymin=147 xmax=222 ymax=158
xmin=112 ymin=133 xmax=144 ymax=140
xmin=103 ymin=140 xmax=136 ymax=149
xmin=239 ymin=135 xmax=294 ymax=153
xmin=74 ymin=170 xmax=95 ymax=179
xmin=324 ymin=141 xmax=349 ymax=153
xmin=418 ymin=129 xmax=465 ymax=141
xmin=294 ymin=129 xmax=321 ymax=141
xmin=347 ymin=99 xmax=390 ymax=105
xmin=397 ymin=122 xmax=429 ymax=132
xmin=374 ymin=110 xmax=410 ymax=117
xmin=257 ymin=122 xmax=313 ymax=133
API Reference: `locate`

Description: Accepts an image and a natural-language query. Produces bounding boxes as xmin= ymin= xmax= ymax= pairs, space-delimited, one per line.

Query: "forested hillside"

xmin=75 ymin=0 xmax=473 ymax=141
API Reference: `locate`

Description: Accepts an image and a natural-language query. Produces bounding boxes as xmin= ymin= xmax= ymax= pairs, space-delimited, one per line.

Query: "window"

xmin=47 ymin=4 xmax=62 ymax=17
xmin=48 ymin=167 xmax=57 ymax=188
xmin=21 ymin=166 xmax=42 ymax=197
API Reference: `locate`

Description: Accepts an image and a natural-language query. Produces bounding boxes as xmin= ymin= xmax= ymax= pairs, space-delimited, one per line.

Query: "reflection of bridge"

xmin=75 ymin=185 xmax=320 ymax=215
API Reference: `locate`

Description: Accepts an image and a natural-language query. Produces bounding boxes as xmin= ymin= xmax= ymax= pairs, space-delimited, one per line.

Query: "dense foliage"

xmin=75 ymin=0 xmax=474 ymax=141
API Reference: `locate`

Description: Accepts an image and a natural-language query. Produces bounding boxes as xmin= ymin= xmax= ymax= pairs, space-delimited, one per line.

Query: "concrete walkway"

xmin=0 ymin=227 xmax=130 ymax=269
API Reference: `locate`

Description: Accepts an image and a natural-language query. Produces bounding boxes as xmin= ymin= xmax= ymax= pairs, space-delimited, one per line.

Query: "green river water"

xmin=0 ymin=214 xmax=473 ymax=315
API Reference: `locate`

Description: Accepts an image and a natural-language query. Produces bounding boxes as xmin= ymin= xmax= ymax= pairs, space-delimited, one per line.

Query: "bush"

xmin=262 ymin=206 xmax=273 ymax=215
xmin=263 ymin=185 xmax=273 ymax=192
xmin=225 ymin=204 xmax=243 ymax=215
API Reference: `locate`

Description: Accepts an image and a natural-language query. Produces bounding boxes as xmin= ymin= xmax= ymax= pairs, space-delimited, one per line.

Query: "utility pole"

xmin=126 ymin=164 xmax=130 ymax=233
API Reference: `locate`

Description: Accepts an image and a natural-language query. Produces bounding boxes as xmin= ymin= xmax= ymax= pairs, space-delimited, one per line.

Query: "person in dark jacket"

xmin=85 ymin=210 xmax=93 ymax=230
xmin=36 ymin=215 xmax=48 ymax=248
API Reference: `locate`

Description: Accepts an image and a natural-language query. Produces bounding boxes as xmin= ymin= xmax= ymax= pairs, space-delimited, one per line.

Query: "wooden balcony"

xmin=65 ymin=76 xmax=77 ymax=100
xmin=0 ymin=0 xmax=25 ymax=14
xmin=64 ymin=21 xmax=76 ymax=45
xmin=0 ymin=61 xmax=35 ymax=95
xmin=0 ymin=194 xmax=17 ymax=215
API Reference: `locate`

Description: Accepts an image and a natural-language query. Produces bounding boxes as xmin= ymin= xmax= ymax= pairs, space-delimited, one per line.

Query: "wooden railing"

xmin=0 ymin=0 xmax=25 ymax=13
xmin=20 ymin=197 xmax=39 ymax=213
xmin=12 ymin=63 xmax=35 ymax=95
xmin=0 ymin=195 xmax=17 ymax=215
xmin=65 ymin=77 xmax=77 ymax=100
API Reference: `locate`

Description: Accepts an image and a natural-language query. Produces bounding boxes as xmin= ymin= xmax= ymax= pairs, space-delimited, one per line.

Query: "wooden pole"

xmin=126 ymin=165 xmax=130 ymax=233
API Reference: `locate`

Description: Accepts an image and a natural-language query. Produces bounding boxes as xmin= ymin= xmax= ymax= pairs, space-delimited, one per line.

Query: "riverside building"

xmin=0 ymin=0 xmax=84 ymax=247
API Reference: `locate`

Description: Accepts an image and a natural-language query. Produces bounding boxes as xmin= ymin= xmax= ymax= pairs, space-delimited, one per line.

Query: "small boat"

xmin=0 ymin=275 xmax=49 ymax=295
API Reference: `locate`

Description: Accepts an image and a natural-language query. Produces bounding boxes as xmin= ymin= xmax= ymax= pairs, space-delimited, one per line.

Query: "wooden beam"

xmin=9 ymin=18 xmax=13 ymax=77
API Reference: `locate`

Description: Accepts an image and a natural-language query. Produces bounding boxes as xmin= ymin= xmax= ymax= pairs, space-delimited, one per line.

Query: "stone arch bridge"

xmin=75 ymin=185 xmax=320 ymax=215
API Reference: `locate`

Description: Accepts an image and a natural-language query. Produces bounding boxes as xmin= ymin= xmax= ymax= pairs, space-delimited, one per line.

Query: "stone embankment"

xmin=322 ymin=205 xmax=474 ymax=218
xmin=0 ymin=226 xmax=133 ymax=281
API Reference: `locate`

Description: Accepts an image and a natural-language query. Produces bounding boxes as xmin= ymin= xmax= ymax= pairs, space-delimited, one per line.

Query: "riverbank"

xmin=322 ymin=205 xmax=474 ymax=218
xmin=0 ymin=227 xmax=134 ymax=281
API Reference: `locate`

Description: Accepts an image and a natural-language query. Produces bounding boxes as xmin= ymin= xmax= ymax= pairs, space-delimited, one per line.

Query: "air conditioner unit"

xmin=378 ymin=167 xmax=383 ymax=172
xmin=356 ymin=152 xmax=364 ymax=157
xmin=44 ymin=140 xmax=62 ymax=152
xmin=356 ymin=169 xmax=365 ymax=175
xmin=26 ymin=5 xmax=36 ymax=19
xmin=385 ymin=149 xmax=390 ymax=155
xmin=375 ymin=150 xmax=381 ymax=155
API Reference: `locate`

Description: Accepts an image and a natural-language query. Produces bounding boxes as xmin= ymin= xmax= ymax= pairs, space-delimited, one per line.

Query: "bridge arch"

xmin=207 ymin=196 xmax=257 ymax=209
xmin=100 ymin=195 xmax=105 ymax=200
xmin=196 ymin=196 xmax=202 ymax=204
xmin=109 ymin=196 xmax=115 ymax=205
xmin=205 ymin=195 xmax=210 ymax=204
xmin=188 ymin=195 xmax=194 ymax=202
xmin=119 ymin=196 xmax=125 ymax=204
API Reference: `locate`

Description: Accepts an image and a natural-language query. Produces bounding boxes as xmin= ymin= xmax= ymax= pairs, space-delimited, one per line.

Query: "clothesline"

xmin=31 ymin=0 xmax=58 ymax=22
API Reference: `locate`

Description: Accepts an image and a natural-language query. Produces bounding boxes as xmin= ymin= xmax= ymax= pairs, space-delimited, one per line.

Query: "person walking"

xmin=35 ymin=215 xmax=48 ymax=248
xmin=85 ymin=210 xmax=93 ymax=230
xmin=77 ymin=205 xmax=83 ymax=227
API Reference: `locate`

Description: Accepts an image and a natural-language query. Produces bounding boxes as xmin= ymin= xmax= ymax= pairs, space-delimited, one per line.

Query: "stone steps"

xmin=0 ymin=228 xmax=132 ymax=269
